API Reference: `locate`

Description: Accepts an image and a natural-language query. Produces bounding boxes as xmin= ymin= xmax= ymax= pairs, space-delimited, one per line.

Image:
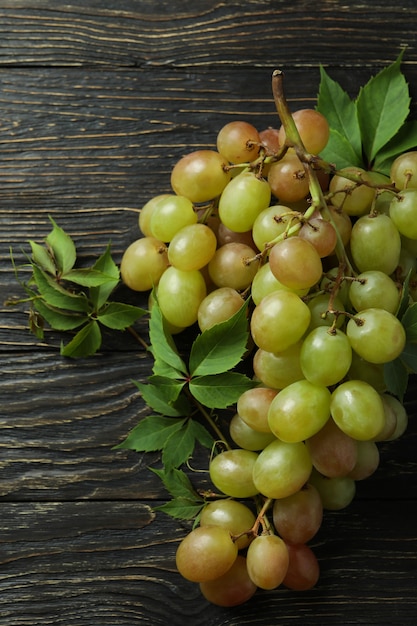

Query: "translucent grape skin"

xmin=330 ymin=379 xmax=386 ymax=441
xmin=283 ymin=543 xmax=320 ymax=591
xmin=389 ymin=188 xmax=417 ymax=239
xmin=167 ymin=223 xmax=217 ymax=271
xmin=272 ymin=483 xmax=323 ymax=545
xmin=230 ymin=413 xmax=276 ymax=451
xmin=149 ymin=194 xmax=197 ymax=242
xmin=306 ymin=418 xmax=358 ymax=478
xmin=390 ymin=150 xmax=417 ymax=190
xmin=346 ymin=308 xmax=406 ymax=365
xmin=277 ymin=108 xmax=330 ymax=154
xmin=175 ymin=525 xmax=238 ymax=582
xmin=199 ymin=499 xmax=256 ymax=550
xmin=252 ymin=439 xmax=312 ymax=499
xmin=199 ymin=555 xmax=258 ymax=607
xmin=170 ymin=149 xmax=231 ymax=203
xmin=309 ymin=469 xmax=356 ymax=511
xmin=269 ymin=236 xmax=323 ymax=291
xmin=209 ymin=449 xmax=260 ymax=498
xmin=349 ymin=213 xmax=401 ymax=275
xmin=157 ymin=266 xmax=207 ymax=328
xmin=216 ymin=120 xmax=261 ymax=164
xmin=246 ymin=534 xmax=289 ymax=590
xmin=208 ymin=242 xmax=259 ymax=290
xmin=237 ymin=387 xmax=278 ymax=433
xmin=197 ymin=287 xmax=244 ymax=332
xmin=349 ymin=270 xmax=401 ymax=314
xmin=267 ymin=151 xmax=310 ymax=203
xmin=218 ymin=170 xmax=271 ymax=232
xmin=252 ymin=344 xmax=305 ymax=390
xmin=329 ymin=166 xmax=375 ymax=216
xmin=120 ymin=236 xmax=168 ymax=292
xmin=300 ymin=327 xmax=352 ymax=387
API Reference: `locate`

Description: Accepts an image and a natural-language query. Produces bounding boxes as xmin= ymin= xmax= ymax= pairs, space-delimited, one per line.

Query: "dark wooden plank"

xmin=1 ymin=500 xmax=417 ymax=626
xmin=0 ymin=0 xmax=416 ymax=69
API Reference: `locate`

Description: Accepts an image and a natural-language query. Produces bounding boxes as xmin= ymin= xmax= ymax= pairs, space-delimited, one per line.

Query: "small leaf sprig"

xmin=8 ymin=217 xmax=146 ymax=357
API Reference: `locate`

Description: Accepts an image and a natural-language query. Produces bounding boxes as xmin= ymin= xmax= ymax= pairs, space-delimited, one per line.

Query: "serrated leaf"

xmin=29 ymin=240 xmax=57 ymax=275
xmin=133 ymin=379 xmax=186 ymax=417
xmin=46 ymin=217 xmax=77 ymax=274
xmin=155 ymin=498 xmax=204 ymax=520
xmin=383 ymin=358 xmax=408 ymax=402
xmin=399 ymin=341 xmax=417 ymax=373
xmin=317 ymin=65 xmax=362 ymax=160
xmin=401 ymin=301 xmax=417 ymax=341
xmin=151 ymin=467 xmax=202 ymax=500
xmin=187 ymin=419 xmax=215 ymax=449
xmin=189 ymin=299 xmax=250 ymax=376
xmin=357 ymin=52 xmax=410 ymax=163
xmin=60 ymin=320 xmax=102 ymax=358
xmin=189 ymin=372 xmax=257 ymax=409
xmin=148 ymin=297 xmax=188 ymax=375
xmin=97 ymin=301 xmax=146 ymax=330
xmin=162 ymin=420 xmax=198 ymax=469
xmin=319 ymin=128 xmax=364 ymax=170
xmin=32 ymin=264 xmax=89 ymax=312
xmin=114 ymin=415 xmax=185 ymax=451
xmin=63 ymin=268 xmax=118 ymax=288
xmin=90 ymin=244 xmax=120 ymax=309
xmin=147 ymin=375 xmax=186 ymax=403
xmin=33 ymin=298 xmax=87 ymax=331
xmin=373 ymin=120 xmax=417 ymax=174
xmin=152 ymin=358 xmax=184 ymax=379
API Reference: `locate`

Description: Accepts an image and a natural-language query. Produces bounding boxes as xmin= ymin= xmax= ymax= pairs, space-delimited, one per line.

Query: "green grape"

xmin=200 ymin=499 xmax=256 ymax=550
xmin=138 ymin=194 xmax=171 ymax=237
xmin=272 ymin=483 xmax=323 ymax=544
xmin=348 ymin=440 xmax=380 ymax=480
xmin=349 ymin=213 xmax=401 ymax=275
xmin=197 ymin=287 xmax=244 ymax=331
xmin=175 ymin=525 xmax=238 ymax=582
xmin=349 ymin=270 xmax=401 ymax=314
xmin=374 ymin=393 xmax=400 ymax=441
xmin=298 ymin=216 xmax=337 ymax=258
xmin=252 ymin=439 xmax=312 ymax=499
xmin=252 ymin=343 xmax=304 ymax=390
xmin=309 ymin=469 xmax=356 ymax=511
xmin=251 ymin=262 xmax=308 ymax=305
xmin=396 ymin=245 xmax=417 ymax=282
xmin=216 ymin=120 xmax=261 ymax=164
xmin=267 ymin=151 xmax=310 ymax=203
xmin=217 ymin=222 xmax=256 ymax=248
xmin=170 ymin=149 xmax=231 ymax=203
xmin=267 ymin=379 xmax=331 ymax=443
xmin=347 ymin=351 xmax=386 ymax=393
xmin=250 ymin=290 xmax=311 ymax=353
xmin=208 ymin=242 xmax=259 ymax=290
xmin=237 ymin=387 xmax=278 ymax=433
xmin=218 ymin=170 xmax=271 ymax=232
xmin=329 ymin=166 xmax=375 ymax=216
xmin=300 ymin=327 xmax=352 ymax=387
xmin=326 ymin=205 xmax=352 ymax=247
xmin=389 ymin=189 xmax=417 ymax=239
xmin=383 ymin=393 xmax=408 ymax=441
xmin=157 ymin=266 xmax=206 ymax=328
xmin=149 ymin=194 xmax=197 ymax=242
xmin=251 ymin=204 xmax=294 ymax=251
xmin=199 ymin=555 xmax=258 ymax=607
xmin=278 ymin=108 xmax=330 ymax=154
xmin=259 ymin=126 xmax=281 ymax=155
xmin=167 ymin=223 xmax=217 ymax=271
xmin=120 ymin=236 xmax=168 ymax=292
xmin=283 ymin=543 xmax=320 ymax=591
xmin=269 ymin=236 xmax=323 ymax=290
xmin=330 ymin=379 xmax=386 ymax=440
xmin=246 ymin=534 xmax=289 ymax=590
xmin=346 ymin=308 xmax=406 ymax=364
xmin=306 ymin=418 xmax=358 ymax=478
xmin=230 ymin=413 xmax=276 ymax=451
xmin=209 ymin=449 xmax=259 ymax=498
xmin=306 ymin=292 xmax=346 ymax=331
xmin=390 ymin=150 xmax=417 ymax=190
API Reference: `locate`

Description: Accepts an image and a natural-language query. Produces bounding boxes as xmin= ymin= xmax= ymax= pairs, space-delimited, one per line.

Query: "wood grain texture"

xmin=1 ymin=1 xmax=417 ymax=624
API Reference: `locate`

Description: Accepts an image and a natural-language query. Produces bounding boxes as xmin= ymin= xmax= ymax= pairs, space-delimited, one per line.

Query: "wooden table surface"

xmin=1 ymin=2 xmax=417 ymax=624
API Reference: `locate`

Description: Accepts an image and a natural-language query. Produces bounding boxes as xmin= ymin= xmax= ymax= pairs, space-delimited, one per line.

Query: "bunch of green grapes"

xmin=120 ymin=107 xmax=414 ymax=606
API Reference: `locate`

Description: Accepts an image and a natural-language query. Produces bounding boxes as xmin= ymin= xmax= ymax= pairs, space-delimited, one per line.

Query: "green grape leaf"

xmin=155 ymin=497 xmax=205 ymax=520
xmin=133 ymin=379 xmax=186 ymax=417
xmin=383 ymin=357 xmax=408 ymax=402
xmin=148 ymin=297 xmax=188 ymax=376
xmin=318 ymin=128 xmax=364 ymax=170
xmin=399 ymin=341 xmax=417 ymax=373
xmin=397 ymin=270 xmax=413 ymax=320
xmin=63 ymin=268 xmax=119 ymax=288
xmin=372 ymin=120 xmax=417 ymax=174
xmin=32 ymin=265 xmax=89 ymax=312
xmin=188 ymin=419 xmax=215 ymax=449
xmin=162 ymin=419 xmax=199 ymax=469
xmin=317 ymin=65 xmax=362 ymax=161
xmin=400 ymin=301 xmax=417 ymax=341
xmin=356 ymin=51 xmax=410 ymax=164
xmin=32 ymin=299 xmax=87 ymax=331
xmin=189 ymin=299 xmax=250 ymax=377
xmin=151 ymin=467 xmax=203 ymax=501
xmin=97 ymin=301 xmax=146 ymax=330
xmin=46 ymin=217 xmax=77 ymax=275
xmin=90 ymin=244 xmax=120 ymax=309
xmin=60 ymin=320 xmax=102 ymax=358
xmin=114 ymin=415 xmax=186 ymax=452
xmin=189 ymin=372 xmax=257 ymax=409
xmin=29 ymin=240 xmax=57 ymax=275
xmin=152 ymin=358 xmax=184 ymax=379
